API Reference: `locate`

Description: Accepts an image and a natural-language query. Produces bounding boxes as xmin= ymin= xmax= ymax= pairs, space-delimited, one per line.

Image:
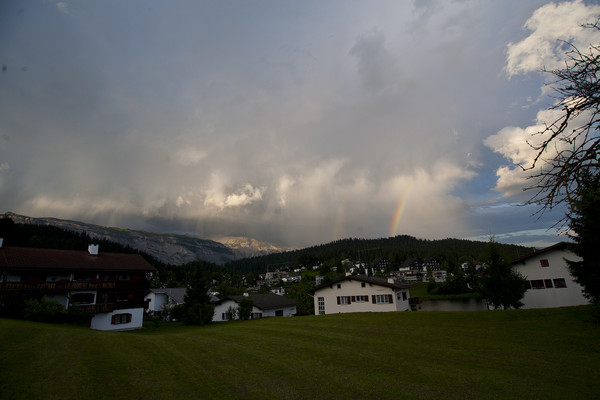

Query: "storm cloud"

xmin=2 ymin=0 xmax=598 ymax=247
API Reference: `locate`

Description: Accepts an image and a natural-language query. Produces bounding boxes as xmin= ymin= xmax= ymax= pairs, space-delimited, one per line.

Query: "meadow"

xmin=1 ymin=306 xmax=598 ymax=400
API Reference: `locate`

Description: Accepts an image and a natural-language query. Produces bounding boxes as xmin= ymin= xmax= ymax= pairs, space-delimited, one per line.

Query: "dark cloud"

xmin=0 ymin=0 xmax=574 ymax=247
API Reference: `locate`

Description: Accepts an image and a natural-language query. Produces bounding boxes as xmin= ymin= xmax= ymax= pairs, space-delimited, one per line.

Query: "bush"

xmin=0 ymin=292 xmax=28 ymax=319
xmin=64 ymin=308 xmax=94 ymax=325
xmin=23 ymin=299 xmax=64 ymax=323
xmin=169 ymin=304 xmax=185 ymax=321
xmin=183 ymin=303 xmax=214 ymax=326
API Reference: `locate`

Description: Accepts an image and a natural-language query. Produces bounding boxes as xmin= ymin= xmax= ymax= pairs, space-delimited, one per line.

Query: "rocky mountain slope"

xmin=5 ymin=213 xmax=284 ymax=265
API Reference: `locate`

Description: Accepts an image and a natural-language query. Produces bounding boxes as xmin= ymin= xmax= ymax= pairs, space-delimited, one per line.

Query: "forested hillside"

xmin=224 ymin=236 xmax=532 ymax=274
xmin=1 ymin=216 xmax=534 ymax=280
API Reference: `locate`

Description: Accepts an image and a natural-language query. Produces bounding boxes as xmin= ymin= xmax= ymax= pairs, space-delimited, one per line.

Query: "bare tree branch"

xmin=523 ymin=21 xmax=600 ymax=224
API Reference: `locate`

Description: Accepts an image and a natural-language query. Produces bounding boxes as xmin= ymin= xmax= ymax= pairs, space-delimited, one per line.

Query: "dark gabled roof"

xmin=399 ymin=258 xmax=421 ymax=268
xmin=511 ymin=242 xmax=573 ymax=265
xmin=0 ymin=246 xmax=155 ymax=272
xmin=227 ymin=293 xmax=297 ymax=310
xmin=312 ymin=274 xmax=413 ymax=294
xmin=369 ymin=257 xmax=388 ymax=267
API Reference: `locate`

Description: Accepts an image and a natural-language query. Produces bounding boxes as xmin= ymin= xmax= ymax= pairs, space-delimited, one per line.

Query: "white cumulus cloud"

xmin=506 ymin=0 xmax=600 ymax=77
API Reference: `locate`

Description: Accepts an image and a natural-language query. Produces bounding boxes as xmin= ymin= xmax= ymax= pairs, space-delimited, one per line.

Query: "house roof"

xmin=147 ymin=288 xmax=187 ymax=304
xmin=227 ymin=293 xmax=298 ymax=310
xmin=399 ymin=258 xmax=421 ymax=268
xmin=511 ymin=242 xmax=572 ymax=265
xmin=0 ymin=246 xmax=155 ymax=272
xmin=312 ymin=274 xmax=413 ymax=294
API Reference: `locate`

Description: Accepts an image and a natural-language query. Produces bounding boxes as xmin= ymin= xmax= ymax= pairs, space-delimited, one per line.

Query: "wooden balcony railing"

xmin=73 ymin=304 xmax=114 ymax=313
xmin=0 ymin=281 xmax=116 ymax=291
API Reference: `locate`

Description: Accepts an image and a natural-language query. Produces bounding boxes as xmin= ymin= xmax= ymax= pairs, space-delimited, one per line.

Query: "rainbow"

xmin=389 ymin=191 xmax=410 ymax=237
xmin=333 ymin=200 xmax=347 ymax=241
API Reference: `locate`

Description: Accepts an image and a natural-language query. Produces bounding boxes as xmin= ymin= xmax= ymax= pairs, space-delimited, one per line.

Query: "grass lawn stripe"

xmin=1 ymin=306 xmax=598 ymax=399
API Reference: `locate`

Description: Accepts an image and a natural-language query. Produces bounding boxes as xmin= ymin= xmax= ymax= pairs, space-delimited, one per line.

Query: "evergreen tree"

xmin=567 ymin=172 xmax=600 ymax=302
xmin=182 ymin=267 xmax=214 ymax=325
xmin=237 ymin=298 xmax=253 ymax=320
xmin=480 ymin=240 xmax=527 ymax=309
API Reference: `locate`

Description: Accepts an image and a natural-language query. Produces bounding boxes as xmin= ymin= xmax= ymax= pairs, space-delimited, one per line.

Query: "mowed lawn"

xmin=1 ymin=307 xmax=599 ymax=400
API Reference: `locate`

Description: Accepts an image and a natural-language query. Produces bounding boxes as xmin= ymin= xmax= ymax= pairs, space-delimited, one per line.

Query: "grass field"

xmin=1 ymin=307 xmax=599 ymax=400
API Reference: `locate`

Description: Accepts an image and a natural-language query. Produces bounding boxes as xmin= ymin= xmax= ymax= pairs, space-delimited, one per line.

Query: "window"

xmin=361 ymin=282 xmax=366 ymax=287
xmin=530 ymin=280 xmax=545 ymax=289
xmin=318 ymin=297 xmax=325 ymax=315
xmin=351 ymin=295 xmax=368 ymax=302
xmin=337 ymin=284 xmax=341 ymax=289
xmin=73 ymin=272 xmax=93 ymax=281
xmin=337 ymin=296 xmax=351 ymax=305
xmin=553 ymin=278 xmax=567 ymax=288
xmin=251 ymin=312 xmax=262 ymax=319
xmin=111 ymin=313 xmax=132 ymax=325
xmin=275 ymin=310 xmax=284 ymax=317
xmin=117 ymin=292 xmax=132 ymax=302
xmin=540 ymin=259 xmax=549 ymax=267
xmin=544 ymin=279 xmax=553 ymax=288
xmin=118 ymin=274 xmax=131 ymax=280
xmin=402 ymin=291 xmax=407 ymax=301
xmin=372 ymin=294 xmax=393 ymax=304
xmin=70 ymin=292 xmax=95 ymax=305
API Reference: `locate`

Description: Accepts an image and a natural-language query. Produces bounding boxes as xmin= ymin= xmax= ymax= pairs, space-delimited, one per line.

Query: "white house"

xmin=212 ymin=293 xmax=298 ymax=322
xmin=144 ymin=288 xmax=187 ymax=318
xmin=311 ymin=275 xmax=412 ymax=315
xmin=511 ymin=242 xmax=589 ymax=309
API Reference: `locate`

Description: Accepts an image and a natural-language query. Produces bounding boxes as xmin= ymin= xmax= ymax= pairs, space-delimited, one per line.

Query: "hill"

xmin=225 ymin=235 xmax=531 ymax=274
xmin=2 ymin=212 xmax=533 ymax=274
xmin=3 ymin=212 xmax=285 ymax=265
xmin=1 ymin=307 xmax=598 ymax=400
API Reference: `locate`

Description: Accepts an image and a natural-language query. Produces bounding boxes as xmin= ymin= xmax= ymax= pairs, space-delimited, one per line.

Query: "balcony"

xmin=72 ymin=304 xmax=114 ymax=313
xmin=0 ymin=281 xmax=116 ymax=291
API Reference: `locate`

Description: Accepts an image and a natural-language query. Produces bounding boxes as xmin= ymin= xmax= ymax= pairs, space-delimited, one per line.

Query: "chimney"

xmin=88 ymin=244 xmax=99 ymax=256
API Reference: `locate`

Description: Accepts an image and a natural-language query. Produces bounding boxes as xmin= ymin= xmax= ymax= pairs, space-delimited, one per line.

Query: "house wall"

xmin=144 ymin=292 xmax=168 ymax=314
xmin=213 ymin=300 xmax=297 ymax=321
xmin=514 ymin=249 xmax=588 ymax=309
xmin=314 ymin=279 xmax=411 ymax=315
xmin=260 ymin=305 xmax=296 ymax=318
xmin=90 ymin=307 xmax=145 ymax=331
xmin=213 ymin=299 xmax=238 ymax=322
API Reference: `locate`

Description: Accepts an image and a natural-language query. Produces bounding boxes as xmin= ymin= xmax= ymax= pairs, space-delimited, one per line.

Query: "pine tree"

xmin=567 ymin=172 xmax=600 ymax=302
xmin=480 ymin=240 xmax=527 ymax=309
xmin=182 ymin=267 xmax=214 ymax=325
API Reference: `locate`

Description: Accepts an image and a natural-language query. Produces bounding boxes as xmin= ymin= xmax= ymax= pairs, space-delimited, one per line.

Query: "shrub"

xmin=183 ymin=303 xmax=214 ymax=325
xmin=169 ymin=304 xmax=185 ymax=321
xmin=23 ymin=298 xmax=64 ymax=323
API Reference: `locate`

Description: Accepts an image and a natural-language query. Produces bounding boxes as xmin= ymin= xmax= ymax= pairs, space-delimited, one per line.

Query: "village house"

xmin=511 ymin=242 xmax=589 ymax=309
xmin=311 ymin=275 xmax=412 ymax=315
xmin=145 ymin=287 xmax=187 ymax=318
xmin=212 ymin=293 xmax=297 ymax=321
xmin=0 ymin=243 xmax=155 ymax=331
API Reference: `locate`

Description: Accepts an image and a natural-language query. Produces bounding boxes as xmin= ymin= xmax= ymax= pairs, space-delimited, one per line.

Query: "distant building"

xmin=511 ymin=242 xmax=589 ymax=309
xmin=212 ymin=293 xmax=298 ymax=321
xmin=0 ymin=244 xmax=154 ymax=331
xmin=145 ymin=288 xmax=187 ymax=318
xmin=311 ymin=275 xmax=412 ymax=315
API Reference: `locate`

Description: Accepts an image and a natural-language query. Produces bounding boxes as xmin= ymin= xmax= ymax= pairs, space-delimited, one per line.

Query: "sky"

xmin=1 ymin=0 xmax=600 ymax=248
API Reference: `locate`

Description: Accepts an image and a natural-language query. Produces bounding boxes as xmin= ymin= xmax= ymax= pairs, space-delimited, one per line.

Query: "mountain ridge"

xmin=3 ymin=212 xmax=286 ymax=265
